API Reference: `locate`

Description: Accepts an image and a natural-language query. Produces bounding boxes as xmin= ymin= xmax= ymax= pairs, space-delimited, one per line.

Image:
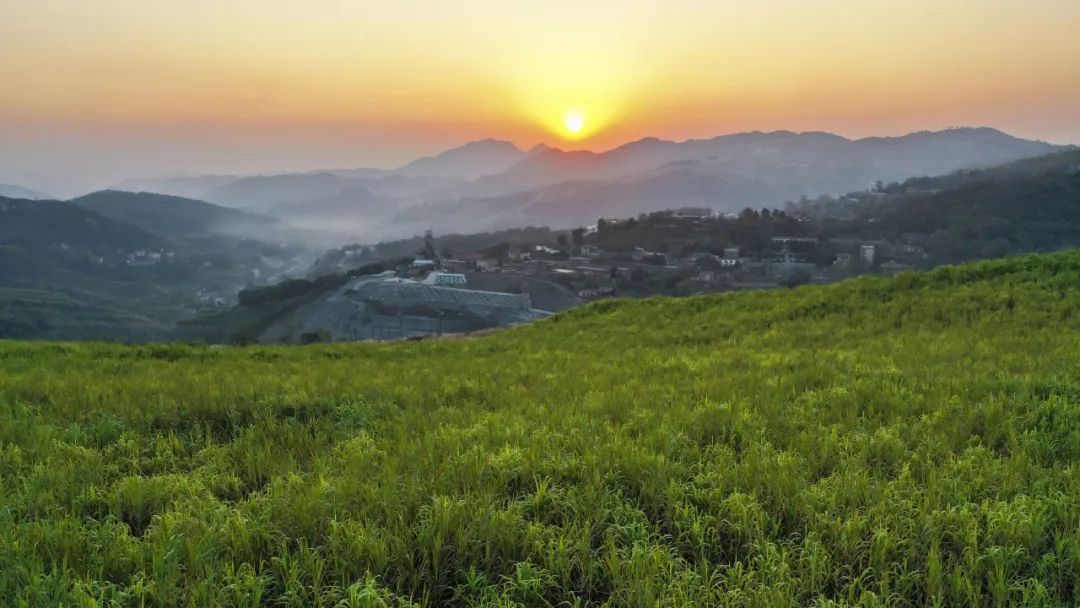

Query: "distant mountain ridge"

xmin=394 ymin=139 xmax=529 ymax=180
xmin=112 ymin=175 xmax=241 ymax=201
xmin=0 ymin=183 xmax=50 ymax=200
xmin=393 ymin=128 xmax=1070 ymax=234
xmin=103 ymin=127 xmax=1071 ymax=240
xmin=456 ymin=127 xmax=1065 ymax=198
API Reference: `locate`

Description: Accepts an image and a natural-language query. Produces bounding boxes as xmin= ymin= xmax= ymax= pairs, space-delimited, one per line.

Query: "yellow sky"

xmin=1 ymin=0 xmax=1078 ymax=187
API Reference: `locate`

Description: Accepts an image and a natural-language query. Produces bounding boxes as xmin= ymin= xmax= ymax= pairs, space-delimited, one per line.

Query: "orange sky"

xmin=1 ymin=0 xmax=1078 ymax=192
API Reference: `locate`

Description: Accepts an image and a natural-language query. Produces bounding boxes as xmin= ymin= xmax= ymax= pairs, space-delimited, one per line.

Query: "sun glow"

xmin=505 ymin=42 xmax=648 ymax=143
xmin=563 ymin=110 xmax=585 ymax=135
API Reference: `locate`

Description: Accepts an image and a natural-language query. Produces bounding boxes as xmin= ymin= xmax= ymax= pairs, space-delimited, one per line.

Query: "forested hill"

xmin=807 ymin=149 xmax=1080 ymax=261
xmin=0 ymin=196 xmax=166 ymax=253
xmin=70 ymin=190 xmax=278 ymax=240
xmin=3 ymin=250 xmax=1080 ymax=605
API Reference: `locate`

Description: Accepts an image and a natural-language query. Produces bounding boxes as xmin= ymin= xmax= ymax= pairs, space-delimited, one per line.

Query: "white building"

xmin=422 ymin=272 xmax=467 ymax=286
xmin=860 ymin=244 xmax=877 ymax=265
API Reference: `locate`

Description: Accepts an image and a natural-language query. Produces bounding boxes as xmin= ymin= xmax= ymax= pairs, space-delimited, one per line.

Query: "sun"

xmin=563 ymin=110 xmax=586 ymax=135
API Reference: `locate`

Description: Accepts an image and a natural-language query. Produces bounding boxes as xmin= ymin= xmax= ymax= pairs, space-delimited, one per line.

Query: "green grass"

xmin=3 ymin=251 xmax=1080 ymax=606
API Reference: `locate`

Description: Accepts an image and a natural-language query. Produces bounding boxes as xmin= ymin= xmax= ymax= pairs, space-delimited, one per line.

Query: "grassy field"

xmin=2 ymin=251 xmax=1080 ymax=606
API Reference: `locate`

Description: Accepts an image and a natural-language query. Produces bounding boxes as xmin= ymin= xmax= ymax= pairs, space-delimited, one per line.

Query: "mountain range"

xmin=109 ymin=127 xmax=1069 ymax=240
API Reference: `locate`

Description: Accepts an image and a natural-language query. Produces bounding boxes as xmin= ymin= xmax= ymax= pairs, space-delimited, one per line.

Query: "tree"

xmin=571 ymin=228 xmax=586 ymax=255
xmin=597 ymin=218 xmax=608 ymax=233
xmin=419 ymin=229 xmax=438 ymax=260
xmin=485 ymin=241 xmax=511 ymax=261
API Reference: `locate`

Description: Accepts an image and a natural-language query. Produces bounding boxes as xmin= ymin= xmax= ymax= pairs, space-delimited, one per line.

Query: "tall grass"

xmin=2 ymin=251 xmax=1080 ymax=606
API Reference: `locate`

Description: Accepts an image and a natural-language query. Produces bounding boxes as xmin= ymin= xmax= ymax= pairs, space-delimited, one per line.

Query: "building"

xmin=860 ymin=244 xmax=877 ymax=265
xmin=578 ymin=286 xmax=616 ymax=299
xmin=670 ymin=206 xmax=713 ymax=219
xmin=891 ymin=243 xmax=927 ymax=260
xmin=694 ymin=254 xmax=737 ymax=271
xmin=442 ymin=259 xmax=468 ymax=272
xmin=422 ymin=272 xmax=467 ymax=286
xmin=771 ymin=236 xmax=819 ymax=247
xmin=462 ymin=252 xmax=498 ymax=271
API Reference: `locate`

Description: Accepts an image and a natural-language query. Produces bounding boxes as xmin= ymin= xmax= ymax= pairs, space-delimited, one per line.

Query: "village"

xmin=390 ymin=206 xmax=932 ymax=303
xmin=197 ymin=201 xmax=945 ymax=343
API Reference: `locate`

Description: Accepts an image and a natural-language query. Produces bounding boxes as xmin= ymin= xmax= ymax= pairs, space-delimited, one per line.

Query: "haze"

xmin=2 ymin=0 xmax=1079 ymax=196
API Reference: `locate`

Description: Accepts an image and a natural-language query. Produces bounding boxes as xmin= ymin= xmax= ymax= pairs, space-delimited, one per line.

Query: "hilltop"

xmin=71 ymin=190 xmax=279 ymax=240
xmin=2 ymin=250 xmax=1079 ymax=605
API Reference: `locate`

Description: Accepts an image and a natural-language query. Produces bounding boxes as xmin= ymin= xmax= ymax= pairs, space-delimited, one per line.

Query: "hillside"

xmin=2 ymin=251 xmax=1080 ymax=605
xmin=804 ymin=149 xmax=1080 ymax=261
xmin=0 ymin=196 xmax=314 ymax=340
xmin=71 ymin=190 xmax=278 ymax=240
xmin=0 ymin=287 xmax=169 ymax=341
xmin=0 ymin=196 xmax=166 ymax=253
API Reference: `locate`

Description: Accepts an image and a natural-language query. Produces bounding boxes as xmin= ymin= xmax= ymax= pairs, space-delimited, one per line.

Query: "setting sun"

xmin=563 ymin=110 xmax=586 ymax=135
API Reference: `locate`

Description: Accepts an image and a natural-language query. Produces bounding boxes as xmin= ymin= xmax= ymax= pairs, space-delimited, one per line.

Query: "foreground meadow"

xmin=2 ymin=252 xmax=1080 ymax=606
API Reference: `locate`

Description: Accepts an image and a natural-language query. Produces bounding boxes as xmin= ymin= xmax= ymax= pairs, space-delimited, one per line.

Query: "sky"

xmin=2 ymin=0 xmax=1079 ymax=195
